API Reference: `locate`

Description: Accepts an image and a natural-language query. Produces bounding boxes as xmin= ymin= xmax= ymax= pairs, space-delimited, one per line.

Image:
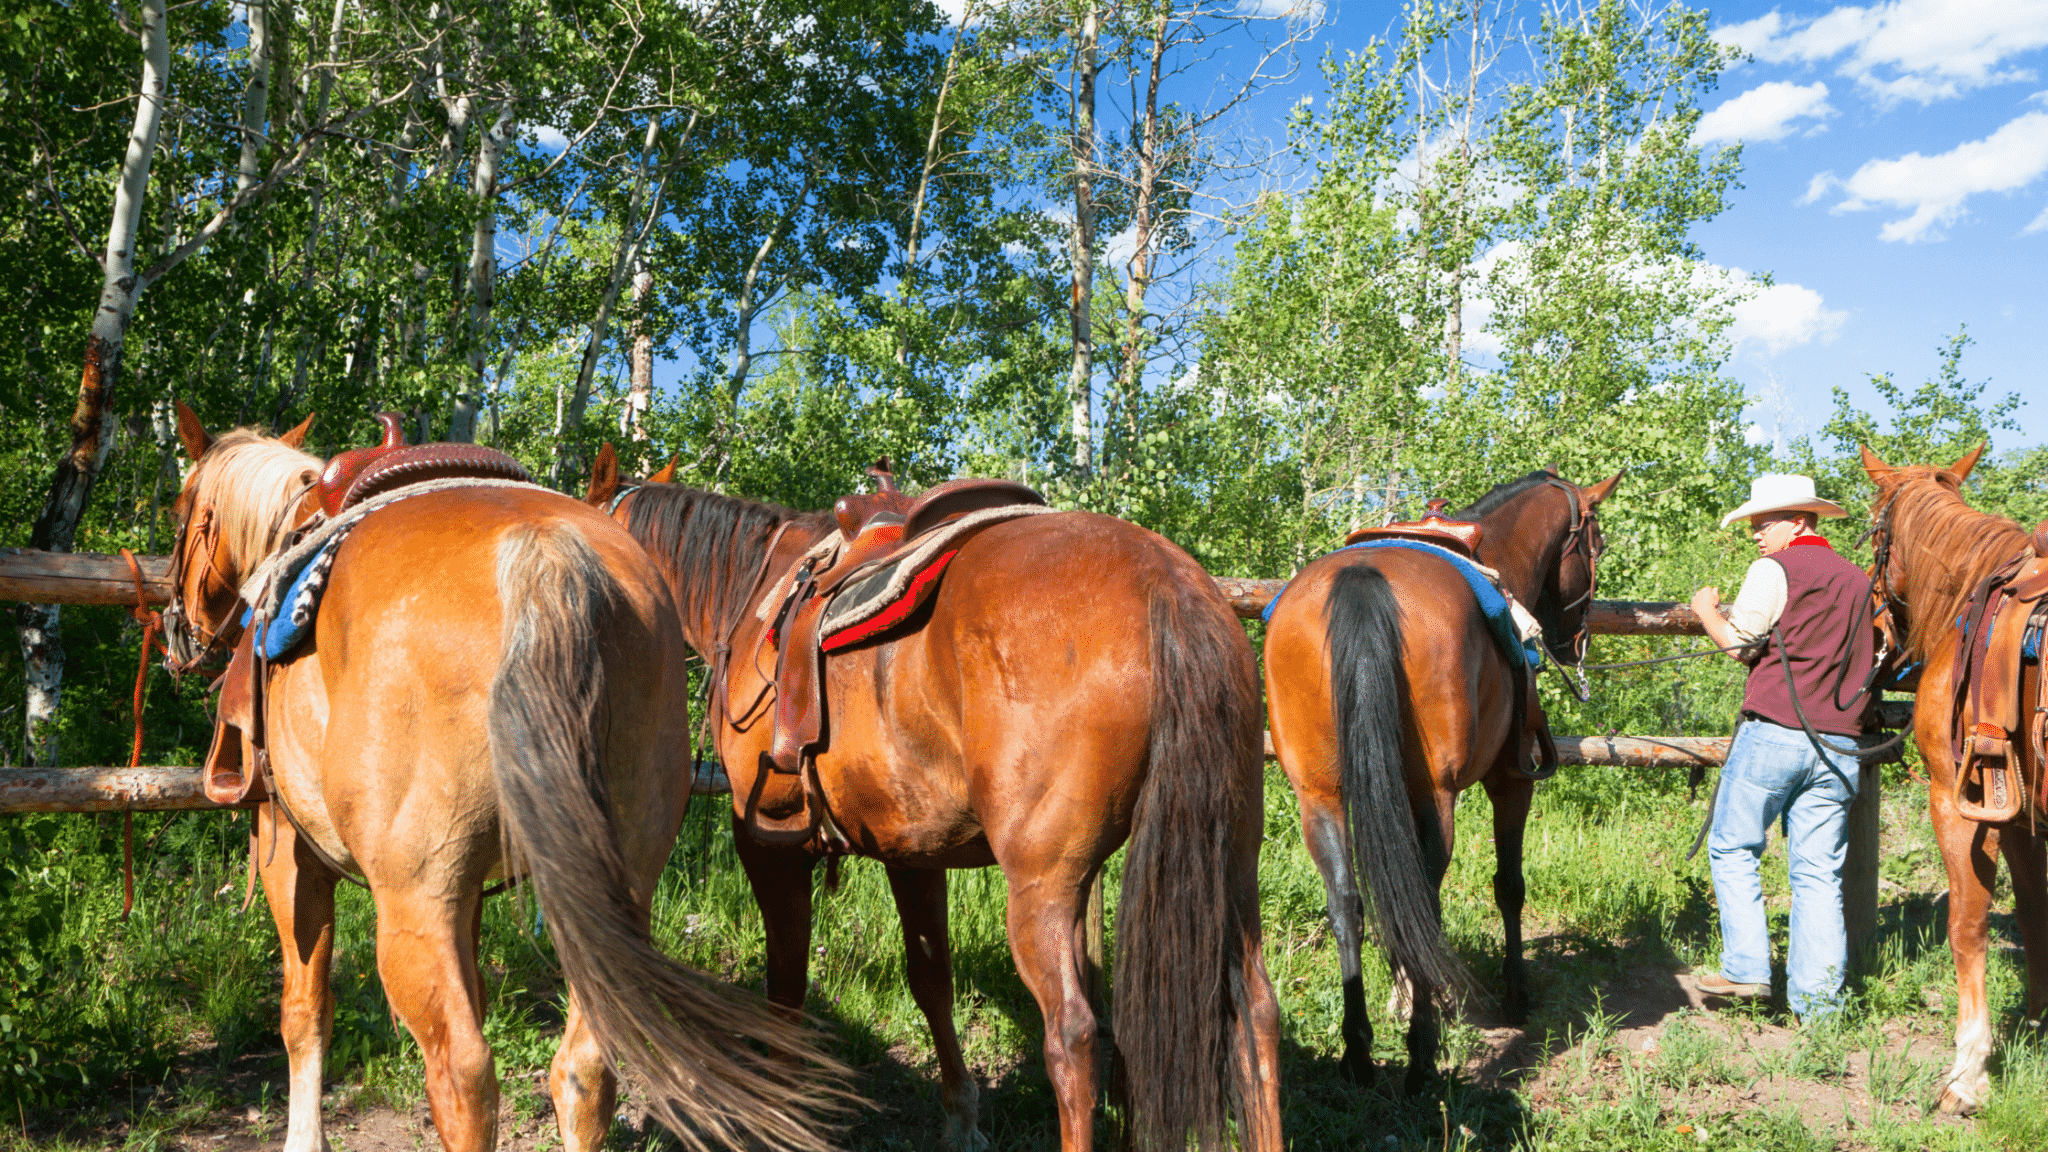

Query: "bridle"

xmin=1858 ymin=490 xmax=1910 ymax=682
xmin=161 ymin=473 xmax=321 ymax=676
xmin=1539 ymin=476 xmax=1605 ymax=700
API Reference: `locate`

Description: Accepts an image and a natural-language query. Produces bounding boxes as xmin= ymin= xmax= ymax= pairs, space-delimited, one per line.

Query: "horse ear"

xmin=1583 ymin=469 xmax=1623 ymax=508
xmin=1947 ymin=441 xmax=1986 ymax=483
xmin=278 ymin=413 xmax=315 ymax=449
xmin=1859 ymin=444 xmax=1896 ymax=482
xmin=586 ymin=443 xmax=620 ymax=507
xmin=175 ymin=400 xmax=214 ymax=461
xmin=1544 ymin=463 xmax=1560 ymax=476
xmin=648 ymin=454 xmax=678 ymax=485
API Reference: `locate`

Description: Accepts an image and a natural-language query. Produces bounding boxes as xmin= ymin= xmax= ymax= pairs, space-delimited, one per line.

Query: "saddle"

xmin=1343 ymin=499 xmax=1483 ymax=558
xmin=315 ymin=412 xmax=530 ymax=516
xmin=203 ymin=417 xmax=536 ymax=807
xmin=1948 ymin=524 xmax=2048 ymax=822
xmin=742 ymin=464 xmax=1049 ymax=850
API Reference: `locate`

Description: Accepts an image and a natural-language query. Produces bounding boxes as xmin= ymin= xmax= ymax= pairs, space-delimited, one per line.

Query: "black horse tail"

xmin=489 ymin=521 xmax=848 ymax=1152
xmin=1325 ymin=563 xmax=1475 ymax=1005
xmin=1115 ymin=577 xmax=1265 ymax=1151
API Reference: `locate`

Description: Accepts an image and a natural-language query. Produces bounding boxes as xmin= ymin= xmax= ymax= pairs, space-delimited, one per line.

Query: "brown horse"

xmin=1862 ymin=444 xmax=2047 ymax=1113
xmin=162 ymin=407 xmax=844 ymax=1152
xmin=587 ymin=460 xmax=1282 ymax=1152
xmin=1263 ymin=468 xmax=1619 ymax=1090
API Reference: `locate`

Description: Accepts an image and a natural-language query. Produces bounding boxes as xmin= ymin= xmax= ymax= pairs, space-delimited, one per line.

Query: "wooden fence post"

xmin=1844 ymin=759 xmax=1882 ymax=973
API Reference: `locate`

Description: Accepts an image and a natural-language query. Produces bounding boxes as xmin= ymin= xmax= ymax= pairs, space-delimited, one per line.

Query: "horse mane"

xmin=191 ymin=429 xmax=323 ymax=566
xmin=1454 ymin=470 xmax=1553 ymax=520
xmin=623 ymin=485 xmax=833 ymax=635
xmin=1880 ymin=465 xmax=2031 ymax=659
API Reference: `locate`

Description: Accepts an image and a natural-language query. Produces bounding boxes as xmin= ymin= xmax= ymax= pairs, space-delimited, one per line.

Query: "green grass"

xmin=3 ymin=756 xmax=2048 ymax=1151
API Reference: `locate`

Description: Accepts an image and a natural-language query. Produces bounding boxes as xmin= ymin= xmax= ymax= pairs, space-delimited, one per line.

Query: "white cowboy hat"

xmin=1719 ymin=473 xmax=1849 ymax=528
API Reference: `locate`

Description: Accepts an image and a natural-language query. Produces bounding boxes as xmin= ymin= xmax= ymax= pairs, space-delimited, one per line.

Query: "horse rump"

xmin=1114 ymin=577 xmax=1264 ymax=1151
xmin=488 ymin=521 xmax=847 ymax=1152
xmin=1324 ymin=563 xmax=1476 ymax=1006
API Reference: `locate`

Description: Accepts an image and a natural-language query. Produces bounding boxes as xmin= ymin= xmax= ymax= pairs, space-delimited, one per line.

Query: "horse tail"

xmin=1324 ymin=563 xmax=1475 ymax=1003
xmin=488 ymin=521 xmax=845 ymax=1152
xmin=1115 ymin=576 xmax=1264 ymax=1152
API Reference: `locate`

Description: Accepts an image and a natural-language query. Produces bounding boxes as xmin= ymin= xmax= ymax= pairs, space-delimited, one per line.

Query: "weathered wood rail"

xmin=0 ymin=547 xmax=1904 ymax=817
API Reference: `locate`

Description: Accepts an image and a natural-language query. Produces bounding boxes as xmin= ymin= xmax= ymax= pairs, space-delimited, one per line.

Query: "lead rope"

xmin=118 ymin=550 xmax=165 ymax=919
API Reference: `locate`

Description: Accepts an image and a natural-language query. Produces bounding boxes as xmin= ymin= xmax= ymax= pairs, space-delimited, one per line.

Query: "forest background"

xmin=1 ymin=0 xmax=2046 ymax=1134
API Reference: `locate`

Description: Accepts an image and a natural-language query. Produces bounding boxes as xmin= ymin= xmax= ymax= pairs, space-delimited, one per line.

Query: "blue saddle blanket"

xmin=239 ymin=525 xmax=353 ymax=661
xmin=1261 ymin=539 xmax=1543 ymax=669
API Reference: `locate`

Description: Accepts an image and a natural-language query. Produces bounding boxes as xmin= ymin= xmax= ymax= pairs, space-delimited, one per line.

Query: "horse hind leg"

xmin=374 ymin=885 xmax=499 ymax=1152
xmin=255 ymin=802 xmax=340 ymax=1152
xmin=548 ymin=990 xmax=615 ymax=1152
xmin=886 ymin=866 xmax=987 ymax=1151
xmin=1403 ymin=793 xmax=1455 ymax=1096
xmin=1002 ymin=867 xmax=1099 ymax=1151
xmin=1302 ymin=803 xmax=1376 ymax=1084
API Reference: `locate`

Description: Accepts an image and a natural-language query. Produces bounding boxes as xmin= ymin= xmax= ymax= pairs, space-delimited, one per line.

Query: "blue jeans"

xmin=1707 ymin=717 xmax=1868 ymax=1020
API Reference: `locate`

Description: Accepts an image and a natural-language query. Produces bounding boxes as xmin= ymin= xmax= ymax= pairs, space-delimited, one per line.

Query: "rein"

xmin=1534 ymin=477 xmax=1604 ymax=701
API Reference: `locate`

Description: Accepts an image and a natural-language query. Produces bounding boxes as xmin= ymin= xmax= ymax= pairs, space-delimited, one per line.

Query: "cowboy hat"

xmin=1718 ymin=473 xmax=1849 ymax=528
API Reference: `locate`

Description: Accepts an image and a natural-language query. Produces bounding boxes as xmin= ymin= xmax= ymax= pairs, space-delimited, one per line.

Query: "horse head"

xmin=584 ymin=442 xmax=679 ymax=519
xmin=1469 ymin=467 xmax=1621 ymax=674
xmin=1858 ymin=440 xmax=2026 ymax=661
xmin=162 ymin=401 xmax=321 ymax=669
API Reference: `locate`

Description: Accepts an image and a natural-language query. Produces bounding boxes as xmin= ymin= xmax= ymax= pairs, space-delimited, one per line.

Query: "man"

xmin=1689 ymin=473 xmax=1878 ymax=1021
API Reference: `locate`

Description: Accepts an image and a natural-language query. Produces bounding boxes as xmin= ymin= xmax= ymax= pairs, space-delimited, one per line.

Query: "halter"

xmin=162 ymin=473 xmax=321 ymax=675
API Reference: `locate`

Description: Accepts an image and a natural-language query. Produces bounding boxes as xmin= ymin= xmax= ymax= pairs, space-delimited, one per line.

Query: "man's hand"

xmin=1690 ymin=587 xmax=1721 ymax=618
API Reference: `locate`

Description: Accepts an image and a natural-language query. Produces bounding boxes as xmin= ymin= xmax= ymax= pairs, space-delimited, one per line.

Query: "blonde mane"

xmin=1877 ymin=464 xmax=2030 ymax=660
xmin=189 ymin=430 xmax=324 ymax=569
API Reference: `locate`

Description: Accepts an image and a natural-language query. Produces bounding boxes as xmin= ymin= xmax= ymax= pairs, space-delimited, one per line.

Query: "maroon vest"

xmin=1742 ymin=542 xmax=1878 ymax=737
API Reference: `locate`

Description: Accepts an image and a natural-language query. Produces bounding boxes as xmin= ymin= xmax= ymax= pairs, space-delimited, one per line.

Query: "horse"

xmin=1262 ymin=467 xmax=1620 ymax=1090
xmin=1861 ymin=443 xmax=2047 ymax=1114
xmin=160 ymin=406 xmax=845 ymax=1152
xmin=585 ymin=457 xmax=1282 ymax=1152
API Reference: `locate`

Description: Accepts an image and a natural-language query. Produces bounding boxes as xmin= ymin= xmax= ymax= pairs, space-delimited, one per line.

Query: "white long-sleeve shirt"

xmin=1723 ymin=557 xmax=1788 ymax=644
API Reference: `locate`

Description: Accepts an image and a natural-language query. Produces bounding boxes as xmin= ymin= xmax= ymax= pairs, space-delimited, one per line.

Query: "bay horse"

xmin=1263 ymin=467 xmax=1619 ymax=1090
xmin=586 ymin=459 xmax=1282 ymax=1152
xmin=161 ymin=406 xmax=844 ymax=1152
xmin=1861 ymin=443 xmax=2047 ymax=1113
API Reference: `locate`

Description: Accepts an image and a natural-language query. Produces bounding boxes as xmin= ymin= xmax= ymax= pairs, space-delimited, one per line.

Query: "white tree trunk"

xmin=1067 ymin=4 xmax=1099 ymax=475
xmin=236 ymin=0 xmax=273 ymax=198
xmin=623 ymin=257 xmax=653 ymax=440
xmin=456 ymin=101 xmax=515 ymax=441
xmin=16 ymin=0 xmax=170 ymax=766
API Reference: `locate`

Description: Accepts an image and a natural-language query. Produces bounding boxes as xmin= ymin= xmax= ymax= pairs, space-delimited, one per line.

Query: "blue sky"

xmin=1298 ymin=0 xmax=2048 ymax=452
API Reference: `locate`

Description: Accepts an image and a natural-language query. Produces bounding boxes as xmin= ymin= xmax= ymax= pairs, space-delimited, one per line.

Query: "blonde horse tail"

xmin=489 ymin=521 xmax=847 ymax=1152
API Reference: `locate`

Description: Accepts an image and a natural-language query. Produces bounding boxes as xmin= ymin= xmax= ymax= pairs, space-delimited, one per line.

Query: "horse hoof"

xmin=1340 ymin=1053 xmax=1376 ymax=1087
xmin=941 ymin=1124 xmax=990 ymax=1152
xmin=1503 ymin=993 xmax=1530 ymax=1026
xmin=1937 ymin=1083 xmax=1983 ymax=1116
xmin=1402 ymin=1068 xmax=1435 ymax=1097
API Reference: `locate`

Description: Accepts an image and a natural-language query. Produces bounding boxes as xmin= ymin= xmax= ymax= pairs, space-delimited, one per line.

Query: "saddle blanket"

xmin=1261 ymin=538 xmax=1544 ymax=669
xmin=760 ymin=503 xmax=1058 ymax=654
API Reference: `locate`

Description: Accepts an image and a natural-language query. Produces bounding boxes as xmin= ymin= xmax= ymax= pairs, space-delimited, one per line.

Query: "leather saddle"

xmin=315 ymin=412 xmax=530 ymax=516
xmin=203 ymin=416 xmax=535 ymax=807
xmin=1343 ymin=499 xmax=1483 ymax=558
xmin=1949 ymin=527 xmax=2048 ymax=822
xmin=747 ymin=463 xmax=1046 ymax=849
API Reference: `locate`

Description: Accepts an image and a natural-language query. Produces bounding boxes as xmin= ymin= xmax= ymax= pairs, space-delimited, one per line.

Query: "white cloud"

xmin=1731 ymin=280 xmax=1849 ymax=352
xmin=1717 ymin=1 xmax=2048 ymax=104
xmin=529 ymin=125 xmax=570 ymax=151
xmin=1744 ymin=421 xmax=1772 ymax=446
xmin=2028 ymin=203 xmax=2048 ymax=232
xmin=1694 ymin=81 xmax=1835 ymax=144
xmin=1825 ymin=110 xmax=2048 ymax=240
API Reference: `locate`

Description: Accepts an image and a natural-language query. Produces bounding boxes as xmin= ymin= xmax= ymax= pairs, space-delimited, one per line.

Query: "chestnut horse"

xmin=587 ymin=462 xmax=1281 ymax=1152
xmin=162 ymin=408 xmax=843 ymax=1152
xmin=1263 ymin=468 xmax=1619 ymax=1090
xmin=1862 ymin=444 xmax=2047 ymax=1113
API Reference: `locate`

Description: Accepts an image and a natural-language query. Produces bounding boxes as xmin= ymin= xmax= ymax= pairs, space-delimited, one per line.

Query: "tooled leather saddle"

xmin=203 ymin=415 xmax=533 ymax=808
xmin=1343 ymin=499 xmax=1484 ymax=557
xmin=738 ymin=463 xmax=1048 ymax=850
xmin=1947 ymin=521 xmax=2048 ymax=822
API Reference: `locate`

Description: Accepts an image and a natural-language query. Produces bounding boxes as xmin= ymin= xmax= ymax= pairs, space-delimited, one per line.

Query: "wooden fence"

xmin=0 ymin=546 xmax=1904 ymax=957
